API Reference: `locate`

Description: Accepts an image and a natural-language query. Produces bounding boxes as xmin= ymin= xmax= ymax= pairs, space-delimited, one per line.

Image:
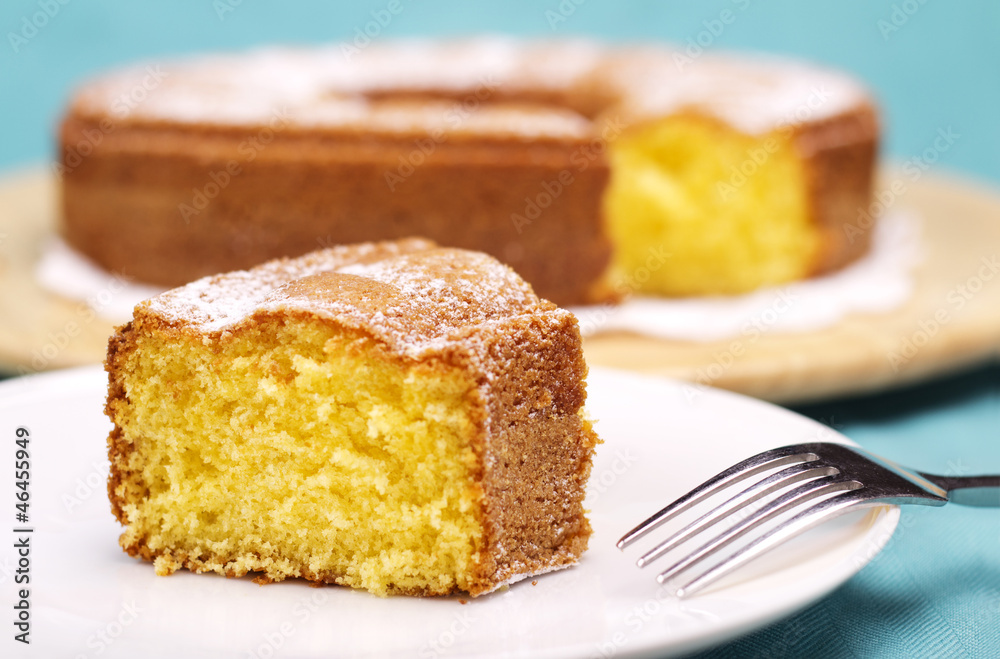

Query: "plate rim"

xmin=585 ymin=365 xmax=900 ymax=657
xmin=1 ymin=364 xmax=900 ymax=658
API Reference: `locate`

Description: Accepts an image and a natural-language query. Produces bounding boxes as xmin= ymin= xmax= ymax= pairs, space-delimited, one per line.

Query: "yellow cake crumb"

xmin=114 ymin=322 xmax=484 ymax=596
xmin=605 ymin=115 xmax=818 ymax=295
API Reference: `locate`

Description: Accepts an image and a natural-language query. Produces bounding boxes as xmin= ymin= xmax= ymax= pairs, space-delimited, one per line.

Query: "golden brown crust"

xmin=794 ymin=103 xmax=880 ymax=275
xmin=105 ymin=321 xmax=139 ymax=526
xmin=61 ymin=40 xmax=877 ymax=306
xmin=61 ymin=120 xmax=613 ymax=305
xmin=104 ymin=239 xmax=598 ymax=596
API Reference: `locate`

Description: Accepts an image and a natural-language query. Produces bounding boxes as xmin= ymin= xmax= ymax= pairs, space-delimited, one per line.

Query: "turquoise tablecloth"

xmin=2 ymin=1 xmax=998 ymax=657
xmin=693 ymin=365 xmax=1000 ymax=659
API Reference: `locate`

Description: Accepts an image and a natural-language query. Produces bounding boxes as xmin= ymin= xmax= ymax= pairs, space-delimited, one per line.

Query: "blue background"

xmin=4 ymin=0 xmax=1000 ymax=184
xmin=2 ymin=1 xmax=998 ymax=657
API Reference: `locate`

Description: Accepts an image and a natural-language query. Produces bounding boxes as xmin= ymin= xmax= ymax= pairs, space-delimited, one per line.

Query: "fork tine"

xmin=617 ymin=445 xmax=820 ymax=549
xmin=635 ymin=463 xmax=839 ymax=567
xmin=655 ymin=479 xmax=862 ymax=584
xmin=674 ymin=488 xmax=878 ymax=598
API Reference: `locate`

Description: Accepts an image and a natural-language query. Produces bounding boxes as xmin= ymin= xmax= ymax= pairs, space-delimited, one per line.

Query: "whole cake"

xmin=104 ymin=238 xmax=600 ymax=596
xmin=62 ymin=39 xmax=878 ymax=305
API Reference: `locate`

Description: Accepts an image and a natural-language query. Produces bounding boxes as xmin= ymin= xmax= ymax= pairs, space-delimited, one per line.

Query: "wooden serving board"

xmin=1 ymin=168 xmax=998 ymax=403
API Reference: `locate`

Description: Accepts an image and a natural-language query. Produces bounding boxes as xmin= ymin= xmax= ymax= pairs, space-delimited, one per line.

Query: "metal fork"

xmin=617 ymin=442 xmax=1000 ymax=598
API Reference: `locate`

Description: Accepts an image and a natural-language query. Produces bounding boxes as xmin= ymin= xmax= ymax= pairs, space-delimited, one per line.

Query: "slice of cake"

xmin=104 ymin=238 xmax=600 ymax=596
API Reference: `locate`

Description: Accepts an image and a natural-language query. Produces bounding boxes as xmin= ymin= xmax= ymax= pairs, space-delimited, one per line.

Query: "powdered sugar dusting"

xmin=70 ymin=39 xmax=598 ymax=139
xmin=70 ymin=38 xmax=870 ymax=139
xmin=141 ymin=239 xmax=555 ymax=357
xmin=608 ymin=49 xmax=870 ymax=135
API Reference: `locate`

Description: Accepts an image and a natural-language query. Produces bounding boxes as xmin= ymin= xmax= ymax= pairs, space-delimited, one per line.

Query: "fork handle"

xmin=919 ymin=473 xmax=1000 ymax=507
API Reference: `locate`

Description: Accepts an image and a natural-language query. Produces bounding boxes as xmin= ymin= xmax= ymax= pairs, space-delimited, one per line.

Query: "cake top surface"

xmin=70 ymin=37 xmax=872 ymax=137
xmin=138 ymin=239 xmax=559 ymax=356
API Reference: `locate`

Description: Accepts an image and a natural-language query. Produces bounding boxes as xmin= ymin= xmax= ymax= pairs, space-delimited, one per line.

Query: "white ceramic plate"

xmin=1 ymin=366 xmax=897 ymax=658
